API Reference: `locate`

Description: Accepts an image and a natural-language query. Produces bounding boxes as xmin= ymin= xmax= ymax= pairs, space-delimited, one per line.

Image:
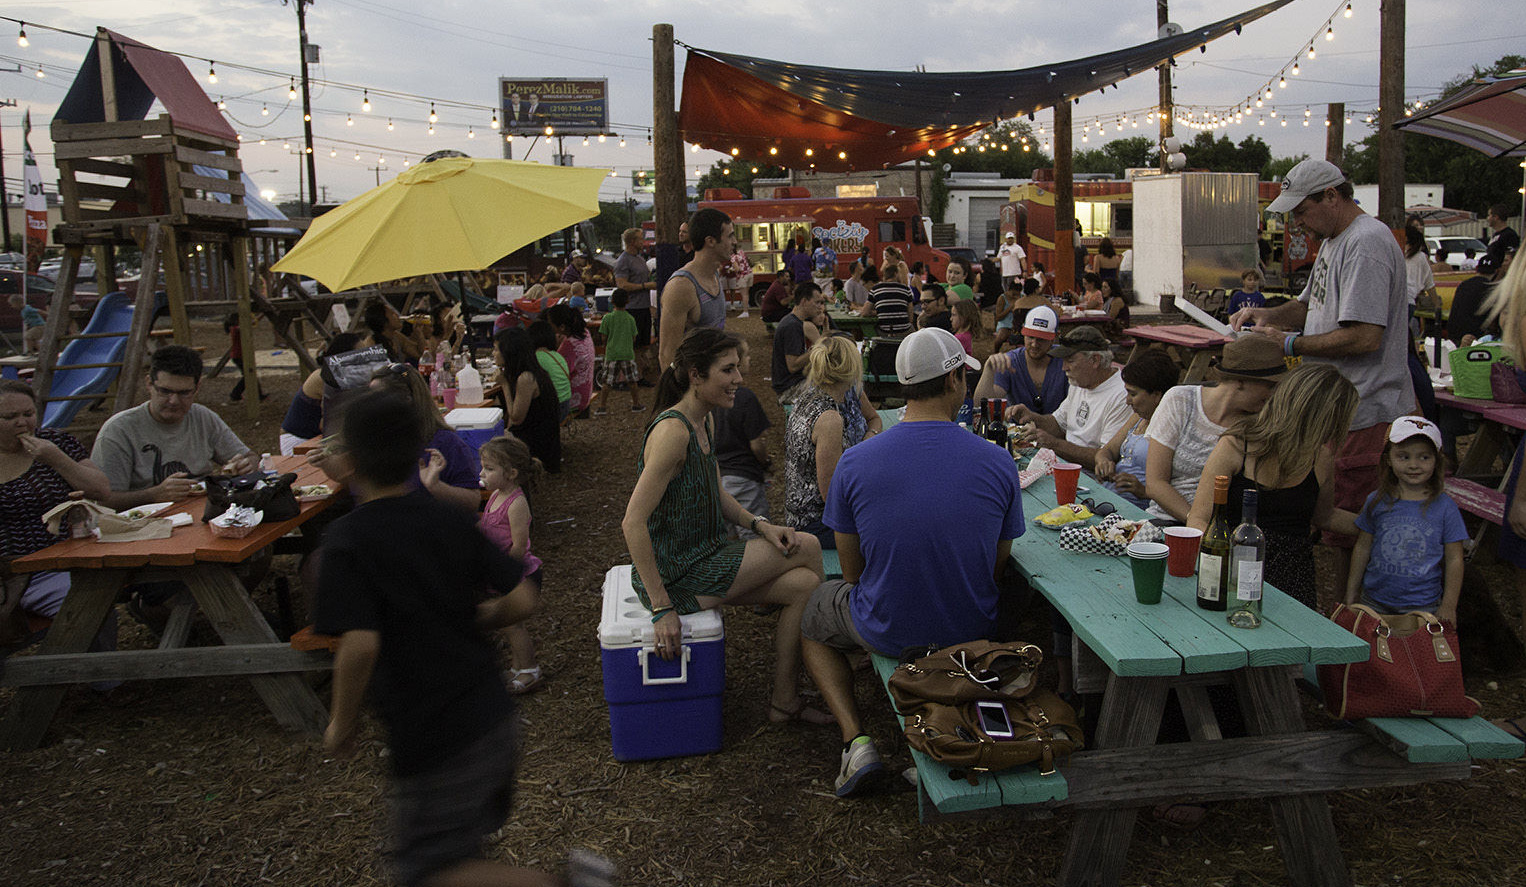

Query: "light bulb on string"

xmin=1265 ymin=87 xmax=1273 ymax=99
xmin=428 ymin=103 xmax=437 ymax=123
xmin=490 ymin=113 xmax=498 ymax=130
xmin=1326 ymin=25 xmax=1334 ymax=40
xmin=468 ymin=127 xmax=475 ymax=139
xmin=378 ymin=156 xmax=385 ymax=165
xmin=1308 ymin=45 xmax=1316 ymax=59
xmin=1291 ymin=62 xmax=1300 ymax=75
xmin=838 ymin=150 xmax=847 ymax=160
xmin=804 ymin=148 xmax=813 ymax=156
xmin=428 ymin=124 xmax=435 ymax=135
xmin=17 ymin=24 xmax=28 ymax=48
xmin=546 ymin=125 xmax=554 ymax=136
xmin=690 ymin=143 xmax=698 ymax=153
xmin=303 ymin=113 xmax=310 ymax=122
xmin=403 ymin=159 xmax=410 ymax=168
xmin=598 ymin=134 xmax=606 ymax=143
xmin=34 ymin=63 xmax=44 ymax=78
xmin=208 ymin=62 xmax=217 ymax=84
xmin=751 ymin=166 xmax=759 ymax=173
xmin=1305 ymin=107 xmax=1312 ymax=117
xmin=582 ymin=136 xmax=588 ymax=146
xmin=261 ymin=103 xmax=269 ymax=116
xmin=330 ymin=147 xmax=336 ymax=157
xmin=1345 ymin=115 xmax=1352 ymax=124
xmin=346 ymin=114 xmax=354 ymax=127
xmin=387 ymin=118 xmax=394 ymax=131
xmin=289 ymin=78 xmax=298 ymax=100
xmin=355 ymin=151 xmax=361 ymax=161
xmin=619 ymin=137 xmax=626 ymax=148
xmin=362 ymin=91 xmax=371 ymax=112
xmin=1344 ymin=2 xmax=1352 ymax=17
xmin=768 ymin=146 xmax=777 ymax=155
xmin=217 ymin=97 xmax=226 ymax=110
xmin=259 ymin=137 xmax=266 ymax=145
xmin=1278 ymin=76 xmax=1287 ymax=88
xmin=1281 ymin=118 xmax=1288 ymax=126
xmin=282 ymin=140 xmax=290 ymax=150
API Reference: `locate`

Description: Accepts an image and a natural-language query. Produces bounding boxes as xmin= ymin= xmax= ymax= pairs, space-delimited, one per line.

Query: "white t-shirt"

xmin=1404 ymin=250 xmax=1435 ymax=305
xmin=998 ymin=242 xmax=1027 ymax=277
xmin=1053 ymin=368 xmax=1132 ymax=452
xmin=1143 ymin=385 xmax=1225 ymax=520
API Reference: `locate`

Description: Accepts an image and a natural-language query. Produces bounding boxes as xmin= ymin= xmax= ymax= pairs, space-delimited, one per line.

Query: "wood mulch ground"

xmin=4 ymin=311 xmax=1526 ymax=886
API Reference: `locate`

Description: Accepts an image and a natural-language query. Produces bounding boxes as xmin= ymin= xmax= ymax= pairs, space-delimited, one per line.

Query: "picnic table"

xmin=0 ymin=455 xmax=335 ymax=751
xmin=869 ymin=471 xmax=1518 ymax=886
xmin=824 ymin=307 xmax=880 ymax=341
xmin=1124 ymin=324 xmax=1233 ymax=382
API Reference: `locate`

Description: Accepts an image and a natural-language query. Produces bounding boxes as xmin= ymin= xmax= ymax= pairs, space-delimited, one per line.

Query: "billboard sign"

xmin=500 ymin=78 xmax=608 ymax=136
xmin=631 ymin=169 xmax=656 ymax=193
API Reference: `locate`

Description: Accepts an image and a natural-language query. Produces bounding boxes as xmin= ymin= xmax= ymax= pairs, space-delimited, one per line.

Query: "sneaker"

xmin=738 ymin=311 xmax=750 ymax=317
xmin=630 ymin=404 xmax=646 ymax=412
xmin=567 ymin=849 xmax=617 ymax=887
xmin=835 ymin=735 xmax=885 ymax=797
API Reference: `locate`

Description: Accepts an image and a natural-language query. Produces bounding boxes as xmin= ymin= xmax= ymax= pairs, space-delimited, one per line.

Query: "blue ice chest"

xmin=444 ymin=407 xmax=504 ymax=455
xmin=599 ymin=566 xmax=725 ymax=761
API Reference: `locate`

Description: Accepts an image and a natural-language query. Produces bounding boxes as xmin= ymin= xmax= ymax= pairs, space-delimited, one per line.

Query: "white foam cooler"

xmin=599 ymin=565 xmax=724 ymax=761
xmin=444 ymin=406 xmax=504 ymax=455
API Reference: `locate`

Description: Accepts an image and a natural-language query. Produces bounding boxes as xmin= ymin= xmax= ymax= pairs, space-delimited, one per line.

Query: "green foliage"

xmin=929 ymin=171 xmax=949 ymax=223
xmin=1180 ymin=132 xmax=1274 ymax=176
xmin=1072 ymin=136 xmax=1156 ymax=177
xmin=1342 ymin=55 xmax=1526 ymax=214
xmin=938 ymin=121 xmax=1053 ymax=178
xmin=695 ymin=159 xmax=789 ymax=198
xmin=589 ymin=200 xmax=652 ymax=252
xmin=1263 ymin=154 xmax=1309 ymax=181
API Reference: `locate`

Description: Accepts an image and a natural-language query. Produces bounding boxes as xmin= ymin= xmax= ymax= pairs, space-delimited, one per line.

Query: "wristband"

xmin=649 ymin=606 xmax=675 ymax=623
xmin=749 ymin=515 xmax=769 ymax=534
xmin=1284 ymin=333 xmax=1299 ymax=357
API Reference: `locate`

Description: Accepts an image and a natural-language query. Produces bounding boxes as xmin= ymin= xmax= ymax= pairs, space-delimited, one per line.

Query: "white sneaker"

xmin=738 ymin=311 xmax=750 ymax=317
xmin=835 ymin=735 xmax=885 ymax=797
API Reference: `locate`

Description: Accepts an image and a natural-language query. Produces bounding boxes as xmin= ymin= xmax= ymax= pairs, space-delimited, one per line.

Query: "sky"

xmin=0 ymin=0 xmax=1519 ymax=209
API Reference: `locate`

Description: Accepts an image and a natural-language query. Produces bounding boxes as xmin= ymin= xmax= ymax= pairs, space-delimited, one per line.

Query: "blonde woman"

xmin=1187 ymin=363 xmax=1362 ymax=609
xmin=783 ymin=336 xmax=883 ymax=550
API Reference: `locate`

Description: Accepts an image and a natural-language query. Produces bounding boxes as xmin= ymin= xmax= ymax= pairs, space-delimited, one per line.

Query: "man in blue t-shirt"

xmin=800 ymin=328 xmax=1025 ymax=798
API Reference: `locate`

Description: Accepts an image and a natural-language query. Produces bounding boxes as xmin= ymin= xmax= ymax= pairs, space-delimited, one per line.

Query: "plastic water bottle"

xmin=456 ymin=361 xmax=483 ymax=406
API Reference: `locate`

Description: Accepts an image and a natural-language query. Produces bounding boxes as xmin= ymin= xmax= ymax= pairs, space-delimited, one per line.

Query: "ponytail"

xmin=653 ymin=328 xmax=741 ymax=415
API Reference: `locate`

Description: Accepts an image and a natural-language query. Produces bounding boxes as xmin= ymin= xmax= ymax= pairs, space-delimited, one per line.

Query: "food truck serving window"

xmin=878 ymin=220 xmax=907 ymax=243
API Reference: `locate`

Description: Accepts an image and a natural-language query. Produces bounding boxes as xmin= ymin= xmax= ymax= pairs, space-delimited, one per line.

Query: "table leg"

xmin=181 ymin=563 xmax=327 ymax=735
xmin=1456 ymin=421 xmax=1508 ymax=479
xmin=1232 ymin=666 xmax=1350 ymax=887
xmin=0 ymin=570 xmax=125 ymax=751
xmin=1183 ymin=351 xmax=1213 ymax=384
xmin=1057 ymin=673 xmax=1173 ymax=887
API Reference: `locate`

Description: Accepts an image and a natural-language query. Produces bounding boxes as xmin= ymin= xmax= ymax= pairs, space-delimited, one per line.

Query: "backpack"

xmin=887 ymin=640 xmax=1083 ymax=783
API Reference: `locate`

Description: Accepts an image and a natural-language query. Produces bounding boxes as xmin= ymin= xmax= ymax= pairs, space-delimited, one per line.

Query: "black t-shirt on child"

xmin=315 ymin=489 xmax=524 ymax=777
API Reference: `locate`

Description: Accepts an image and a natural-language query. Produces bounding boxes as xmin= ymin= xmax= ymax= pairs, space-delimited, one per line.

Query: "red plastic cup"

xmin=1053 ymin=462 xmax=1082 ymax=505
xmin=1163 ymin=527 xmax=1204 ymax=578
xmin=442 ymin=387 xmax=458 ymax=411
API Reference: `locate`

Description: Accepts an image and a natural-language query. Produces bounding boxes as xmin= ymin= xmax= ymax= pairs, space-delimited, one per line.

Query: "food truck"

xmin=698 ymin=188 xmax=951 ymax=300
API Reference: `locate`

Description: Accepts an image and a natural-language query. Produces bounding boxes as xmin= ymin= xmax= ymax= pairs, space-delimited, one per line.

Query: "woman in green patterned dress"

xmin=622 ymin=328 xmax=831 ymax=725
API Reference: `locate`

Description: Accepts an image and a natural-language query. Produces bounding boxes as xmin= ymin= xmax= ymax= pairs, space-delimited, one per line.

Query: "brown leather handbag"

xmin=887 ymin=641 xmax=1083 ymax=781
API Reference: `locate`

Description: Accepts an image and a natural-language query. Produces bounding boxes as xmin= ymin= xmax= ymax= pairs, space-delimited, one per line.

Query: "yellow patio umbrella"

xmin=271 ymin=156 xmax=609 ymax=292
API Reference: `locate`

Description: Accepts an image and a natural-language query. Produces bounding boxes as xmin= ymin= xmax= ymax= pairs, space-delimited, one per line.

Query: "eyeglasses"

xmin=383 ymin=363 xmax=412 ymax=376
xmin=1081 ymin=497 xmax=1118 ymax=517
xmin=150 ymin=383 xmax=196 ymax=400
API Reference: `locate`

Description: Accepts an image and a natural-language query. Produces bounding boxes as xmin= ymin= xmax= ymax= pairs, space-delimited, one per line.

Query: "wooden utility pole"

xmin=295 ymin=0 xmax=318 ymax=215
xmin=1325 ymin=103 xmax=1345 ymax=167
xmin=1377 ymin=0 xmax=1405 ymax=227
xmin=652 ymin=24 xmax=684 ymax=247
xmin=1054 ymin=99 xmax=1076 ymax=296
xmin=1157 ymin=0 xmax=1175 ymax=172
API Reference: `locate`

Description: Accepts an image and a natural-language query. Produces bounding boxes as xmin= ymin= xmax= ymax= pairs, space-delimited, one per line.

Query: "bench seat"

xmin=1446 ymin=477 xmax=1506 ymax=524
xmin=870 ymin=653 xmax=1068 ymax=820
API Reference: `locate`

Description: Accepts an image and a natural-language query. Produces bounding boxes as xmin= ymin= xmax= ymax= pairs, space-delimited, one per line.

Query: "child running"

xmin=314 ymin=388 xmax=613 ymax=887
xmin=1345 ymin=416 xmax=1466 ymax=624
xmin=590 ymin=289 xmax=643 ymax=414
xmin=479 ymin=434 xmax=547 ymax=694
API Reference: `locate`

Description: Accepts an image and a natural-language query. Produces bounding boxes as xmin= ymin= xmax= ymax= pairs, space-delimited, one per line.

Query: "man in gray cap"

xmin=1005 ymin=325 xmax=1132 ymax=468
xmin=1230 ymin=158 xmax=1410 ymax=582
xmin=798 ymin=327 xmax=1025 ymax=798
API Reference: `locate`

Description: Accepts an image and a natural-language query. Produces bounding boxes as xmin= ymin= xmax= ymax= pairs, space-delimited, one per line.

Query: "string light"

xmin=1278 ymin=76 xmax=1287 ymax=88
xmin=1308 ymin=45 xmax=1316 ymax=59
xmin=217 ymin=97 xmax=226 ymax=110
xmin=355 ymin=151 xmax=361 ymax=161
xmin=17 ymin=24 xmax=28 ymax=48
xmin=288 ymin=78 xmax=298 ymax=100
xmin=690 ymin=143 xmax=698 ymax=153
xmin=804 ymin=147 xmax=813 ymax=156
xmin=34 ymin=63 xmax=43 ymax=78
xmin=598 ymin=133 xmax=606 ymax=143
xmin=768 ymin=146 xmax=777 ymax=155
xmin=362 ymin=90 xmax=371 ymax=112
xmin=619 ymin=137 xmax=626 ymax=148
xmin=490 ymin=113 xmax=499 ymax=130
xmin=427 ymin=124 xmax=435 ymax=135
xmin=582 ymin=136 xmax=588 ymax=146
xmin=838 ymin=150 xmax=847 ymax=160
xmin=1291 ymin=62 xmax=1300 ymax=75
xmin=545 ymin=125 xmax=554 ymax=136
xmin=207 ymin=62 xmax=217 ymax=84
xmin=387 ymin=118 xmax=394 ymax=131
xmin=346 ymin=114 xmax=354 ymax=126
xmin=330 ymin=147 xmax=337 ymax=156
xmin=282 ymin=140 xmax=290 ymax=150
xmin=468 ymin=127 xmax=475 ymax=138
xmin=261 ymin=103 xmax=269 ymax=116
xmin=1325 ymin=25 xmax=1335 ymax=40
xmin=428 ymin=103 xmax=437 ymax=123
xmin=1344 ymin=2 xmax=1353 ymax=17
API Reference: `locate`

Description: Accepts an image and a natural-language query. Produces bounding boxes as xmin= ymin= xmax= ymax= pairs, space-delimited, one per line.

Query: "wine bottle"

xmin=1227 ymin=488 xmax=1266 ymax=629
xmin=1196 ymin=475 xmax=1232 ymax=612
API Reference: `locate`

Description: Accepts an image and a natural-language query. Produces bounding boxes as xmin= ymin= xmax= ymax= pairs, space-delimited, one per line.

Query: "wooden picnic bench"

xmin=855 ymin=473 xmax=1521 ymax=887
xmin=1124 ymin=323 xmax=1232 ymax=383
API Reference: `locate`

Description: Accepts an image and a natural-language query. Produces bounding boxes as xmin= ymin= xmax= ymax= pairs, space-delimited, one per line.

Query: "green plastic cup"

xmin=1127 ymin=541 xmax=1169 ymax=605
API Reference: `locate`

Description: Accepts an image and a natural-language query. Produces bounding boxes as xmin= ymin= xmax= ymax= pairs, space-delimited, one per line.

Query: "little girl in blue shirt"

xmin=1345 ymin=417 xmax=1466 ymax=624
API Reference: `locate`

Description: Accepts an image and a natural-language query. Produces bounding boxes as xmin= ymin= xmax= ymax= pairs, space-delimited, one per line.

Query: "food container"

xmin=209 ymin=507 xmax=264 ymax=539
xmin=598 ymin=565 xmax=724 ymax=761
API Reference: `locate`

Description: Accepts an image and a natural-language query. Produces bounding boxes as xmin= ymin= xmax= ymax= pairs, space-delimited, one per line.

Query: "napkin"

xmin=39 ymin=499 xmax=175 ymax=543
xmin=1019 ymin=448 xmax=1058 ymax=489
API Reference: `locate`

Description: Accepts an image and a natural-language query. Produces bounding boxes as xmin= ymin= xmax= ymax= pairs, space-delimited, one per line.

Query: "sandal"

xmin=505 ymin=666 xmax=545 ymax=696
xmin=1151 ymin=802 xmax=1207 ymax=832
xmin=769 ymin=697 xmax=837 ymax=727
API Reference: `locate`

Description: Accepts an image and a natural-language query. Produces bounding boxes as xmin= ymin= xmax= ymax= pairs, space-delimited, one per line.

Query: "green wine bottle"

xmin=1196 ymin=475 xmax=1231 ymax=612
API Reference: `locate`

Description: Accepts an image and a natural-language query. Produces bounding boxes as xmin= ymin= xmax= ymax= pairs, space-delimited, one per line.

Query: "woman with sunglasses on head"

xmin=493 ymin=328 xmax=561 ymax=474
xmin=368 ymin=362 xmax=482 ymax=512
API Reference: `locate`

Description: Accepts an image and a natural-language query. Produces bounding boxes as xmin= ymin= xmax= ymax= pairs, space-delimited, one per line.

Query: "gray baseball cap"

xmin=1266 ymin=159 xmax=1348 ymax=213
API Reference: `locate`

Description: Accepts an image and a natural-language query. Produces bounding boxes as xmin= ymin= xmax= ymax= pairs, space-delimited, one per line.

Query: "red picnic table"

xmin=1124 ymin=324 xmax=1233 ymax=382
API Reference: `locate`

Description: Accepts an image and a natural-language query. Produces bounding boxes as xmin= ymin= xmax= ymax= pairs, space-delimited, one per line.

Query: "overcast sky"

xmin=1 ymin=0 xmax=1519 ymax=208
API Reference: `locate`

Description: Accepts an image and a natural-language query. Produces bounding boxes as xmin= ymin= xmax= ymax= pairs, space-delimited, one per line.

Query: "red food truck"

xmin=698 ymin=187 xmax=951 ymax=301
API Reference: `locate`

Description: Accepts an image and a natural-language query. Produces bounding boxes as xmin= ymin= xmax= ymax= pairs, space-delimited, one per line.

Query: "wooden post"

xmin=230 ymin=236 xmax=259 ymax=420
xmin=161 ymin=226 xmax=192 ymax=343
xmin=1054 ymin=100 xmax=1076 ymax=296
xmin=96 ymin=29 xmax=118 ymax=124
xmin=115 ymin=224 xmax=162 ymax=414
xmin=1326 ymin=103 xmax=1345 ymax=168
xmin=1157 ymin=0 xmax=1174 ymax=173
xmin=1377 ymin=0 xmax=1406 ymax=228
xmin=652 ymin=24 xmax=684 ymax=247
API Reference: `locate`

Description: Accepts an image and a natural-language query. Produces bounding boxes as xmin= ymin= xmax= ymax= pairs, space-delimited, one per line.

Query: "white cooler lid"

xmin=598 ymin=565 xmax=722 ymax=647
xmin=445 ymin=407 xmax=504 ymax=430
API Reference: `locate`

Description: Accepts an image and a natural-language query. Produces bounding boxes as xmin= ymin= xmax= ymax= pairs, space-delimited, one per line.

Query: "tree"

xmin=1180 ymin=132 xmax=1273 ymax=175
xmin=938 ymin=120 xmax=1053 ymax=178
xmin=1070 ymin=136 xmax=1156 ymax=177
xmin=1263 ymin=154 xmax=1308 ymax=182
xmin=588 ymin=199 xmax=652 ymax=253
xmin=695 ymin=159 xmax=788 ymax=198
xmin=1343 ymin=54 xmax=1526 ymax=215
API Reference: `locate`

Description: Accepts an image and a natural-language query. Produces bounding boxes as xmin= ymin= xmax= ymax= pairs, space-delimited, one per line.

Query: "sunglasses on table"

xmin=1080 ymin=497 xmax=1117 ymax=517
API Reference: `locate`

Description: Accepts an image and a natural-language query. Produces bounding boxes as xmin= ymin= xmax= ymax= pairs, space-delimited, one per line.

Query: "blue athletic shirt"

xmin=824 ymin=420 xmax=1025 ymax=655
xmin=1355 ymin=493 xmax=1467 ymax=612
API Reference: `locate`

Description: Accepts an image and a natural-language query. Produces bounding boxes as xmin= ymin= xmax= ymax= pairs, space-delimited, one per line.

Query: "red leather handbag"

xmin=1490 ymin=360 xmax=1526 ymax=404
xmin=1318 ymin=604 xmax=1479 ymax=719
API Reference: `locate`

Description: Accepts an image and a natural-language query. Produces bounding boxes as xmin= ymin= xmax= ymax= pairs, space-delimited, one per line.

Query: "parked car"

xmin=1427 ymin=236 xmax=1489 ymax=271
xmin=0 ymin=270 xmax=56 ymax=333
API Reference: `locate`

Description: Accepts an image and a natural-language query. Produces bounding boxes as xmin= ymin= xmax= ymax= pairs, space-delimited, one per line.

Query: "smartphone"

xmin=975 ymin=700 xmax=1013 ymax=739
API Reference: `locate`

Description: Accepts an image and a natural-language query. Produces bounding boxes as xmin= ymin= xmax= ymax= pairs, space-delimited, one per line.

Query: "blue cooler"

xmin=599 ymin=565 xmax=724 ymax=761
xmin=444 ymin=407 xmax=504 ymax=455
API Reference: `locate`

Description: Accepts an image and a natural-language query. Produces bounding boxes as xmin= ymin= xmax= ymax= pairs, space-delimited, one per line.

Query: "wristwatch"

xmin=749 ymin=515 xmax=770 ymax=534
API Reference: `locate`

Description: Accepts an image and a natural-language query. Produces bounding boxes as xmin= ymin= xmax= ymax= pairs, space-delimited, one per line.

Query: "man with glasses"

xmin=798 ymin=328 xmax=1025 ymax=798
xmin=93 ymin=345 xmax=258 ymax=509
xmin=1231 ymin=158 xmax=1410 ymax=588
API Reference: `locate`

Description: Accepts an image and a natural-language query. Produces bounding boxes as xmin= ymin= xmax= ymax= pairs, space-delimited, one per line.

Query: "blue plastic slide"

xmin=41 ymin=291 xmax=160 ymax=429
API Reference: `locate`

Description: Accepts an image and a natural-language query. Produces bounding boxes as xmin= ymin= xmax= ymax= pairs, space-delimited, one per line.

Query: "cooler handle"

xmin=639 ymin=645 xmax=691 ymax=685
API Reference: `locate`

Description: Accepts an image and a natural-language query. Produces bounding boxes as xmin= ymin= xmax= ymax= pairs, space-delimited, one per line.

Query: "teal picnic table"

xmin=824 ymin=307 xmax=880 ymax=341
xmin=1002 ymin=476 xmax=1467 ymax=887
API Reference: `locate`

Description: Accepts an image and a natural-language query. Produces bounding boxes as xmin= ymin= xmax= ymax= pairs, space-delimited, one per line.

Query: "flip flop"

xmin=505 ymin=666 xmax=546 ymax=696
xmin=1152 ymin=803 xmax=1207 ymax=832
xmin=769 ymin=698 xmax=837 ymax=727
